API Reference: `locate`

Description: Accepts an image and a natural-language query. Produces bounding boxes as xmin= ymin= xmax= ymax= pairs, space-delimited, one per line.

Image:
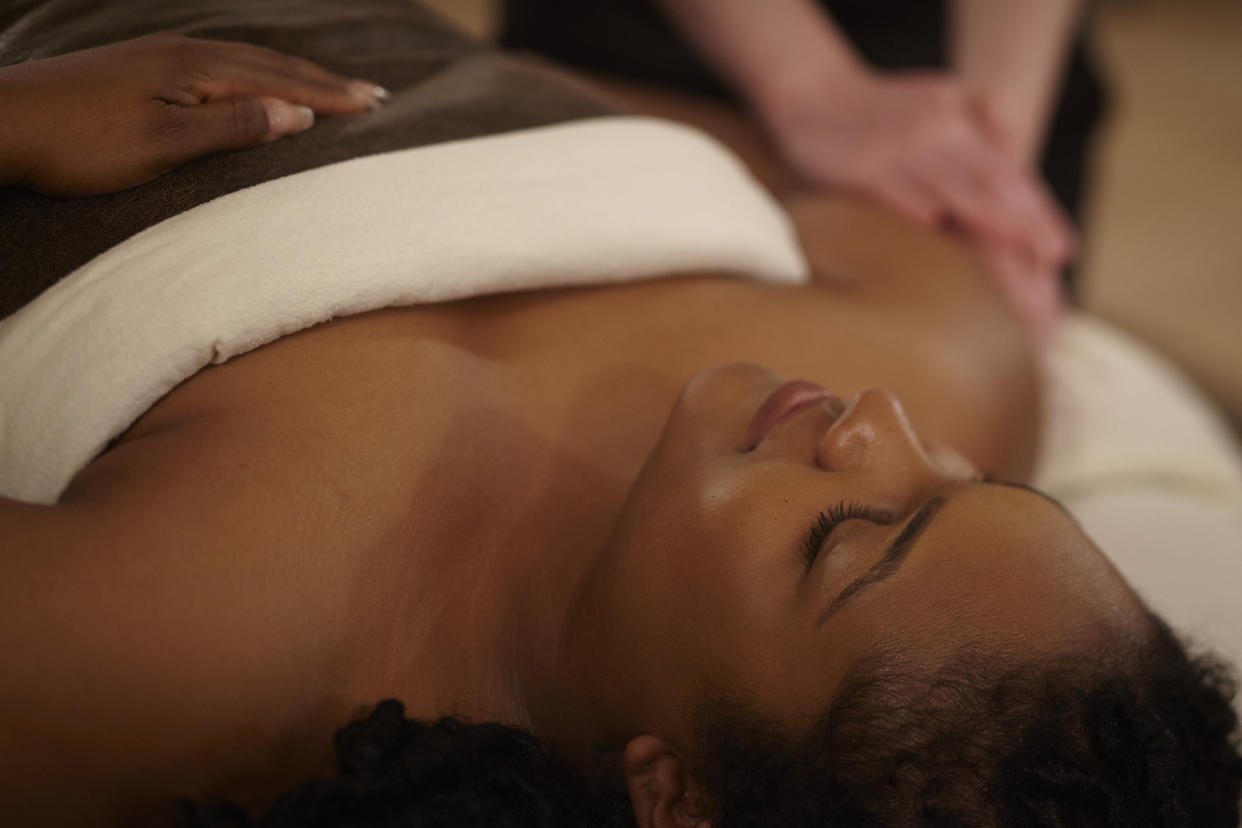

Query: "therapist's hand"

xmin=974 ymin=240 xmax=1065 ymax=347
xmin=758 ymin=68 xmax=1073 ymax=342
xmin=760 ymin=69 xmax=1074 ymax=264
xmin=0 ymin=32 xmax=387 ymax=197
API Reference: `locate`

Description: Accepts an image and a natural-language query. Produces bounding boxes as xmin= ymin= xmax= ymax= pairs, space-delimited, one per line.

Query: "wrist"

xmin=655 ymin=0 xmax=871 ymax=132
xmin=750 ymin=55 xmax=873 ymax=134
xmin=973 ymin=89 xmax=1043 ymax=166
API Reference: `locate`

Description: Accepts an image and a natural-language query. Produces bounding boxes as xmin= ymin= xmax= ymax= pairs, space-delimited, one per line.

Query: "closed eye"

xmin=802 ymin=500 xmax=891 ymax=569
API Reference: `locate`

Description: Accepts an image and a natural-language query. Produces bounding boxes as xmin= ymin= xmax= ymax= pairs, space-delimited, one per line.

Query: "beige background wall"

xmin=423 ymin=0 xmax=1242 ymax=433
xmin=1083 ymin=0 xmax=1242 ymax=432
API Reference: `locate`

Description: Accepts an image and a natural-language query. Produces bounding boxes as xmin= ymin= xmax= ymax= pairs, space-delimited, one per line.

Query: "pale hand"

xmin=760 ymin=69 xmax=1075 ymax=344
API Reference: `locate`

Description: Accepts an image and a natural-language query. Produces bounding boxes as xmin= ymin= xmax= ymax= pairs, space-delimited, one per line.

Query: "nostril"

xmin=825 ymin=394 xmax=848 ymax=421
xmin=817 ymin=388 xmax=936 ymax=474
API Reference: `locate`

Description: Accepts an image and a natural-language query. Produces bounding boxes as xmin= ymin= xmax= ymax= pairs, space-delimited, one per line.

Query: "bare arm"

xmin=0 ymin=418 xmax=350 ymax=825
xmin=0 ymin=331 xmax=378 ymax=824
xmin=0 ymin=39 xmax=387 ymax=816
xmin=648 ymin=0 xmax=1074 ymax=343
xmin=952 ymin=0 xmax=1086 ymax=165
xmin=649 ymin=0 xmax=865 ymax=124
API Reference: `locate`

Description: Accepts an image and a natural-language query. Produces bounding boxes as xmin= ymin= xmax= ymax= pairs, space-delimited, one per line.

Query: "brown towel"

xmin=0 ymin=0 xmax=616 ymax=320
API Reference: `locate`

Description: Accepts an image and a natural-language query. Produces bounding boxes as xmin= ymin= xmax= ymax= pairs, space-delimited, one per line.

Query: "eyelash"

xmin=802 ymin=500 xmax=884 ymax=569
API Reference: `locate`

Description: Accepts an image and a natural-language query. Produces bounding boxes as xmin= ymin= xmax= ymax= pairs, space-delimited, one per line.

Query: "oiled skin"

xmin=0 ymin=90 xmax=1038 ymax=825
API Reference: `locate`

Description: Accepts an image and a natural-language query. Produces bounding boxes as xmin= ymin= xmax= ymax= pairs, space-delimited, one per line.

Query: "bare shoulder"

xmin=0 ymin=308 xmax=466 ymax=823
xmin=792 ymin=200 xmax=1040 ymax=478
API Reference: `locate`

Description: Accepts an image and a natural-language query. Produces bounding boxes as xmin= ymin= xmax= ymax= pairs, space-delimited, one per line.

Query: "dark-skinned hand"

xmin=0 ymin=32 xmax=387 ymax=197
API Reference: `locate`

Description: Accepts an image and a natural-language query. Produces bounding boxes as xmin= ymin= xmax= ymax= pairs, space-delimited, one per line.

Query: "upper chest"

xmin=116 ymin=275 xmax=1035 ymax=505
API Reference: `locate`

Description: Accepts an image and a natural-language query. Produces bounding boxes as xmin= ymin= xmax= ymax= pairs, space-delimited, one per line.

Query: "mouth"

xmin=745 ymin=380 xmax=845 ymax=451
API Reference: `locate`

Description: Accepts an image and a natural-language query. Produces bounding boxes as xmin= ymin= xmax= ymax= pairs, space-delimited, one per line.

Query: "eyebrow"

xmin=990 ymin=478 xmax=1072 ymax=516
xmin=812 ymin=480 xmax=1073 ymax=626
xmin=816 ymin=496 xmax=946 ymax=626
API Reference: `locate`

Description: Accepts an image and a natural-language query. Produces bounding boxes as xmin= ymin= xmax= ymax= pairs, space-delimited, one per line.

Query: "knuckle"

xmin=161 ymin=63 xmax=215 ymax=105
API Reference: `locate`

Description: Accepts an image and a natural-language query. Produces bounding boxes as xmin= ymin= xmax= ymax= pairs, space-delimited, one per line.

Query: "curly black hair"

xmin=181 ymin=704 xmax=632 ymax=828
xmin=695 ymin=614 xmax=1242 ymax=827
xmin=185 ymin=613 xmax=1241 ymax=827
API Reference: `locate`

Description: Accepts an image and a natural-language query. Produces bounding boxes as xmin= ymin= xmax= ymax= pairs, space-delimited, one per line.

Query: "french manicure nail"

xmin=349 ymin=80 xmax=389 ymax=105
xmin=264 ymin=100 xmax=315 ymax=137
xmin=293 ymin=105 xmax=315 ymax=131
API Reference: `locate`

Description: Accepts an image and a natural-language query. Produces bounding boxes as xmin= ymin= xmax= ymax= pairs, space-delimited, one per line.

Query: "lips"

xmin=745 ymin=380 xmax=844 ymax=450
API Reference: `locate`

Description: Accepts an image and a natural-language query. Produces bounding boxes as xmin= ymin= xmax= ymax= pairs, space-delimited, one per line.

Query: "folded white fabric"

xmin=0 ymin=116 xmax=809 ymax=503
xmin=1034 ymin=315 xmax=1242 ymax=671
xmin=1035 ymin=314 xmax=1242 ymax=509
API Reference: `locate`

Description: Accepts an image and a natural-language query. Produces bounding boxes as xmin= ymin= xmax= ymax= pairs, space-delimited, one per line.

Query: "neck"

xmin=347 ymin=386 xmax=638 ymax=759
xmin=336 ymin=305 xmax=692 ymax=758
xmin=509 ymin=482 xmax=623 ymax=760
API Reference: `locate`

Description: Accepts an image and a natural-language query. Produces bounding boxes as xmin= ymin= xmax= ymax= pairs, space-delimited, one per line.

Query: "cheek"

xmin=601 ymin=517 xmax=787 ymax=685
xmin=602 ymin=451 xmax=825 ymax=679
xmin=671 ymin=526 xmax=810 ymax=681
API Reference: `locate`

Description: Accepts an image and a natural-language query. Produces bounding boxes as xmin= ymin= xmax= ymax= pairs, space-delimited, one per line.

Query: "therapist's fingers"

xmin=910 ymin=140 xmax=1075 ymax=272
xmin=976 ymin=242 xmax=1065 ymax=347
xmin=867 ymin=173 xmax=946 ymax=228
xmin=970 ymin=144 xmax=1077 ymax=265
xmin=967 ymin=94 xmax=1077 ymax=264
xmin=969 ymin=96 xmax=1019 ymax=159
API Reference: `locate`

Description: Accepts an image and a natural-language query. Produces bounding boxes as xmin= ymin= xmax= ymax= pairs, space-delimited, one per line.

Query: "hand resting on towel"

xmin=0 ymin=32 xmax=387 ymax=197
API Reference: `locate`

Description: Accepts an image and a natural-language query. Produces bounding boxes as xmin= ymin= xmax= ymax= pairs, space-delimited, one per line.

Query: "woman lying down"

xmin=0 ymin=1 xmax=1239 ymax=826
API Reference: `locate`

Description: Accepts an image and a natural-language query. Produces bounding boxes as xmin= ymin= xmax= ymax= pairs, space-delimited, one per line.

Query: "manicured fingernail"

xmin=265 ymin=100 xmax=315 ymax=136
xmin=349 ymin=80 xmax=388 ymax=105
xmin=294 ymin=105 xmax=315 ymax=130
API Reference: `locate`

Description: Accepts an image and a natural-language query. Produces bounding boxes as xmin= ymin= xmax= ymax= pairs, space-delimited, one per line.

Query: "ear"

xmin=622 ymin=734 xmax=711 ymax=828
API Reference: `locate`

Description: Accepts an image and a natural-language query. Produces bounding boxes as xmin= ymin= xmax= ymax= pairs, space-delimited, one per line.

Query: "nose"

xmin=817 ymin=389 xmax=970 ymax=495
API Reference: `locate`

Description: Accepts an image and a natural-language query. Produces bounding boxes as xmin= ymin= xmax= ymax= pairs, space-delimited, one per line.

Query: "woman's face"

xmin=567 ymin=363 xmax=1145 ymax=746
